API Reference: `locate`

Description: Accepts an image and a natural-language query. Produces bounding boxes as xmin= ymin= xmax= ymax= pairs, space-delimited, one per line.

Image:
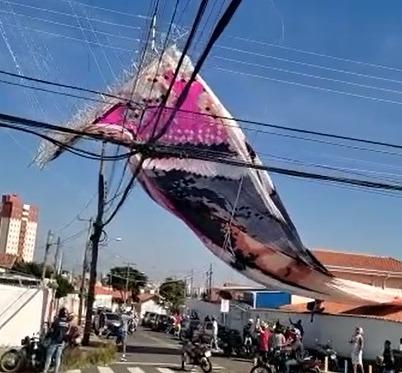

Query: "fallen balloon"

xmin=37 ymin=46 xmax=401 ymax=306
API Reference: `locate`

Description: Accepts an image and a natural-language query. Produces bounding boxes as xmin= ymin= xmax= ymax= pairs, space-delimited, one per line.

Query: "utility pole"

xmin=82 ymin=143 xmax=106 ymax=346
xmin=41 ymin=230 xmax=53 ymax=283
xmin=124 ymin=262 xmax=135 ymax=305
xmin=53 ymin=237 xmax=61 ymax=274
xmin=47 ymin=236 xmax=60 ymax=323
xmin=77 ymin=218 xmax=93 ymax=326
xmin=208 ymin=264 xmax=213 ymax=299
xmin=124 ymin=264 xmax=130 ymax=305
xmin=190 ymin=269 xmax=194 ymax=297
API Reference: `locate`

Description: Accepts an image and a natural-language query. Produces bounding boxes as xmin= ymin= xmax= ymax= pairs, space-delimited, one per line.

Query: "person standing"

xmin=254 ymin=322 xmax=271 ymax=366
xmin=211 ymin=317 xmax=219 ymax=351
xmin=119 ymin=309 xmax=133 ymax=362
xmin=289 ymin=318 xmax=304 ymax=338
xmin=382 ymin=340 xmax=395 ymax=373
xmin=350 ymin=327 xmax=364 ymax=373
xmin=285 ymin=329 xmax=304 ymax=373
xmin=270 ymin=327 xmax=286 ymax=350
xmin=42 ymin=307 xmax=70 ymax=373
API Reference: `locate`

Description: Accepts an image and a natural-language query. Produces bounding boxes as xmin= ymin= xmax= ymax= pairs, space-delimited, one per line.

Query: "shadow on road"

xmin=125 ymin=345 xmax=181 ymax=356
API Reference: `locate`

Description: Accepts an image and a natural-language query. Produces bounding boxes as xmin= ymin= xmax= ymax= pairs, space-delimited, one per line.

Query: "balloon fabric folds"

xmin=37 ymin=46 xmax=401 ymax=306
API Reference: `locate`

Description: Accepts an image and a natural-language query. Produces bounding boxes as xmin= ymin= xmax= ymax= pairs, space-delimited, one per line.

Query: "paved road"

xmin=65 ymin=328 xmax=251 ymax=373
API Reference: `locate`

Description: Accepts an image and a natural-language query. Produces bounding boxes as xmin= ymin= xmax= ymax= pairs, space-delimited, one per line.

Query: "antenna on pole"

xmin=151 ymin=14 xmax=158 ymax=53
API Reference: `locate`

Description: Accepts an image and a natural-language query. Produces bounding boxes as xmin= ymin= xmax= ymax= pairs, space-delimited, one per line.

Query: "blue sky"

xmin=0 ymin=0 xmax=402 ymax=286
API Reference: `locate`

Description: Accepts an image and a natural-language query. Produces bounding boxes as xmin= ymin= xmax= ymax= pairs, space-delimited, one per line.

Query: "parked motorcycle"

xmin=181 ymin=341 xmax=213 ymax=372
xmin=250 ymin=349 xmax=321 ymax=373
xmin=240 ymin=336 xmax=257 ymax=359
xmin=0 ymin=334 xmax=45 ymax=372
xmin=218 ymin=328 xmax=243 ymax=357
xmin=312 ymin=340 xmax=339 ymax=372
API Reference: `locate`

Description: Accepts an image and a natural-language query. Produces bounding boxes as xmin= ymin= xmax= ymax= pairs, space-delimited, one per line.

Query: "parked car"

xmin=148 ymin=313 xmax=160 ymax=329
xmin=142 ymin=312 xmax=156 ymax=327
xmin=152 ymin=314 xmax=170 ymax=332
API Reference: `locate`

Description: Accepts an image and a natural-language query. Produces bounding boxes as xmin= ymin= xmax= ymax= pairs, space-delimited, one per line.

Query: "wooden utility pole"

xmin=190 ymin=269 xmax=194 ymax=297
xmin=41 ymin=230 xmax=53 ymax=283
xmin=48 ymin=236 xmax=61 ymax=319
xmin=53 ymin=237 xmax=61 ymax=274
xmin=208 ymin=264 xmax=213 ymax=299
xmin=124 ymin=264 xmax=130 ymax=305
xmin=82 ymin=143 xmax=106 ymax=346
xmin=77 ymin=218 xmax=93 ymax=326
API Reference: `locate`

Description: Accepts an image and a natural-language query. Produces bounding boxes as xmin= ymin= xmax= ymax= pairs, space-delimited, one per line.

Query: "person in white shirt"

xmin=211 ymin=317 xmax=219 ymax=350
xmin=350 ymin=327 xmax=364 ymax=373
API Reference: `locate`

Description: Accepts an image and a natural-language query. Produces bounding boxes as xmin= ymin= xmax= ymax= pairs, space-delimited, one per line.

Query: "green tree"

xmin=13 ymin=261 xmax=52 ymax=278
xmin=12 ymin=261 xmax=75 ymax=298
xmin=159 ymin=278 xmax=186 ymax=312
xmin=107 ymin=266 xmax=148 ymax=299
xmin=55 ymin=275 xmax=75 ymax=298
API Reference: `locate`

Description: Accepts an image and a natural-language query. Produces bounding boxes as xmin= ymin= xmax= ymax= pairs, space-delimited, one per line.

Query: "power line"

xmin=217 ymin=45 xmax=402 ymax=87
xmin=1 ymin=0 xmax=147 ymax=30
xmin=231 ymin=36 xmax=402 ymax=75
xmin=213 ymin=55 xmax=402 ymax=97
xmin=3 ymin=112 xmax=402 ymax=195
xmin=215 ymin=66 xmax=402 ymax=107
xmin=0 ymin=9 xmax=142 ymax=42
xmin=1 ymin=69 xmax=402 ymax=152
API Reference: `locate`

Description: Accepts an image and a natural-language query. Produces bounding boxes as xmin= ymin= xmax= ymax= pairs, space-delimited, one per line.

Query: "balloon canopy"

xmin=37 ymin=46 xmax=402 ymax=306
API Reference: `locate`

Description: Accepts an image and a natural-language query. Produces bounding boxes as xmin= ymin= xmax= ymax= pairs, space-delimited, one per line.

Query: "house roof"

xmin=313 ymin=249 xmax=402 ymax=274
xmin=137 ymin=293 xmax=159 ymax=303
xmin=0 ymin=254 xmax=17 ymax=269
xmin=94 ymin=285 xmax=113 ymax=296
xmin=280 ymin=301 xmax=402 ymax=323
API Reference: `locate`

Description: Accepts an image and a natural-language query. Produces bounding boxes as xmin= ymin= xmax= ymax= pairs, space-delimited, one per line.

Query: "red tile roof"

xmin=0 ymin=254 xmax=17 ymax=269
xmin=313 ymin=249 xmax=402 ymax=273
xmin=281 ymin=301 xmax=402 ymax=323
xmin=95 ymin=285 xmax=113 ymax=296
xmin=137 ymin=293 xmax=159 ymax=303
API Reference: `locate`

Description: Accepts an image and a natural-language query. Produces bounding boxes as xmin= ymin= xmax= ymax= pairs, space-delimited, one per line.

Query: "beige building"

xmin=0 ymin=194 xmax=38 ymax=262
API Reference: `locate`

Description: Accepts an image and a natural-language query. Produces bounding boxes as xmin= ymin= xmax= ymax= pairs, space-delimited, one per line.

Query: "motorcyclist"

xmin=243 ymin=319 xmax=254 ymax=347
xmin=285 ymin=329 xmax=304 ymax=373
xmin=183 ymin=323 xmax=204 ymax=360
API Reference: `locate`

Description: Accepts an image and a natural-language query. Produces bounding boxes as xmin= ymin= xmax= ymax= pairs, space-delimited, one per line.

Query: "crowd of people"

xmin=40 ymin=307 xmax=400 ymax=373
xmin=241 ymin=317 xmax=399 ymax=373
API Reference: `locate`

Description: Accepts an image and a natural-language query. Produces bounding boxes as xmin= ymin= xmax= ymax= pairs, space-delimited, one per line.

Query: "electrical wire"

xmin=4 ymin=110 xmax=402 ymax=196
xmin=1 ymin=69 xmax=402 ymax=152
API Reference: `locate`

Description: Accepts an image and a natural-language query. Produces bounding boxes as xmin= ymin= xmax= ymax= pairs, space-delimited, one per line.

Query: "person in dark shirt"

xmin=289 ymin=318 xmax=304 ymax=338
xmin=383 ymin=340 xmax=395 ymax=373
xmin=243 ymin=319 xmax=254 ymax=345
xmin=285 ymin=329 xmax=304 ymax=373
xmin=43 ymin=307 xmax=70 ymax=373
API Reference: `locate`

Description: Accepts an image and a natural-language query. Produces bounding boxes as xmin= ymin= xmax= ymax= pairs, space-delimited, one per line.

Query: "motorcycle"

xmin=312 ymin=340 xmax=339 ymax=372
xmin=240 ymin=336 xmax=257 ymax=359
xmin=250 ymin=349 xmax=321 ymax=373
xmin=0 ymin=334 xmax=45 ymax=372
xmin=181 ymin=341 xmax=213 ymax=372
xmin=218 ymin=328 xmax=243 ymax=357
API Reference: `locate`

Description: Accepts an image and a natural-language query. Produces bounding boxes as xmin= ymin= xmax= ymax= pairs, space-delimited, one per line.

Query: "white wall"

xmin=0 ymin=284 xmax=45 ymax=346
xmin=186 ymin=299 xmax=248 ymax=330
xmin=251 ymin=309 xmax=402 ymax=360
xmin=186 ymin=299 xmax=402 ymax=360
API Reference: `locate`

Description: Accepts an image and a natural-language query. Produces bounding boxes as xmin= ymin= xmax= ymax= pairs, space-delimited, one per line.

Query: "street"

xmin=66 ymin=328 xmax=251 ymax=373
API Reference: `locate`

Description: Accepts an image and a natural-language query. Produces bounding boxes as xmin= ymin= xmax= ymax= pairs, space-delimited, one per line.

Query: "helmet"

xmin=294 ymin=329 xmax=301 ymax=338
xmin=248 ymin=319 xmax=254 ymax=324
